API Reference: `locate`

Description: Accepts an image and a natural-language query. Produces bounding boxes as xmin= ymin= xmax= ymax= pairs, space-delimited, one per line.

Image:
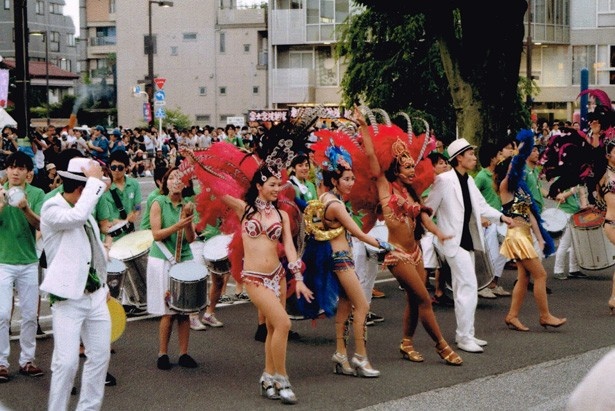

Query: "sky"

xmin=64 ymin=0 xmax=265 ymax=35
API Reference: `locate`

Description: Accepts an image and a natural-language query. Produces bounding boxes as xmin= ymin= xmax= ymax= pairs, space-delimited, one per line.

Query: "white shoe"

xmin=456 ymin=339 xmax=484 ymax=353
xmin=478 ymin=287 xmax=497 ymax=299
xmin=201 ymin=313 xmax=224 ymax=328
xmin=189 ymin=316 xmax=207 ymax=331
xmin=491 ymin=285 xmax=511 ymax=296
xmin=455 ymin=337 xmax=488 ymax=347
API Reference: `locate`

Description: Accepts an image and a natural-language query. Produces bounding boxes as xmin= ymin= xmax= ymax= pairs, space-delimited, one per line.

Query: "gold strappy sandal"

xmin=400 ymin=338 xmax=424 ymax=362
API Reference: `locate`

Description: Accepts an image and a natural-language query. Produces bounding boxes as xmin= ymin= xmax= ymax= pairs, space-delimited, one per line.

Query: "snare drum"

xmin=541 ymin=208 xmax=568 ymax=238
xmin=571 ymin=209 xmax=615 ymax=270
xmin=108 ymin=220 xmax=132 ymax=238
xmin=109 ymin=230 xmax=154 ymax=307
xmin=107 ymin=258 xmax=127 ymax=299
xmin=168 ymin=261 xmax=209 ymax=313
xmin=364 ymin=223 xmax=388 ymax=263
xmin=202 ymin=234 xmax=233 ymax=275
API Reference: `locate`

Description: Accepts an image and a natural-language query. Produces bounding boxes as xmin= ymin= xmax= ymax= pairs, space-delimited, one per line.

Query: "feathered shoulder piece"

xmin=507 ymin=129 xmax=534 ymax=192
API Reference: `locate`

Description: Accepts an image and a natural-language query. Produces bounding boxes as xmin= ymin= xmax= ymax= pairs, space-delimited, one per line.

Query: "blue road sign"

xmin=155 ymin=107 xmax=166 ymax=119
xmin=154 ymin=90 xmax=166 ymax=101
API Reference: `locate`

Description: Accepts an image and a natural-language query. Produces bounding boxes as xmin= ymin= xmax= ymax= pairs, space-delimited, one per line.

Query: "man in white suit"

xmin=425 ymin=139 xmax=513 ymax=353
xmin=40 ymin=157 xmax=110 ymax=410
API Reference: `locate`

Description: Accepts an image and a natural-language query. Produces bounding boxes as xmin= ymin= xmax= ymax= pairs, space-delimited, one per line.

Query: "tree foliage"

xmin=340 ymin=1 xmax=531 ymax=147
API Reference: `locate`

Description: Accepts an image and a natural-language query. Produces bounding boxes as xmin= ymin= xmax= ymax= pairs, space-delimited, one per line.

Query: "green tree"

xmin=142 ymin=107 xmax=191 ymax=130
xmin=340 ymin=1 xmax=530 ymax=147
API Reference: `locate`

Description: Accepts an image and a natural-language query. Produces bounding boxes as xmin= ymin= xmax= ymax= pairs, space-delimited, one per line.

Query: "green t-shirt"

xmin=140 ymin=188 xmax=160 ymax=230
xmin=98 ymin=177 xmax=142 ymax=239
xmin=149 ymin=195 xmax=193 ymax=261
xmin=291 ymin=179 xmax=317 ymax=203
xmin=474 ymin=168 xmax=502 ymax=210
xmin=524 ymin=164 xmax=544 ymax=214
xmin=0 ymin=183 xmax=44 ymax=264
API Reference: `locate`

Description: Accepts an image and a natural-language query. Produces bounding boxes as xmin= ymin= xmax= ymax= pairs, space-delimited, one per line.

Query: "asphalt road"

xmin=3 ymin=178 xmax=615 ymax=410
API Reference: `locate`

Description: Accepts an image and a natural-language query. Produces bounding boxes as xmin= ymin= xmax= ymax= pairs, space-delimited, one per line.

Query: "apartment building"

xmin=0 ymin=0 xmax=79 ymax=106
xmin=115 ymin=0 xmax=267 ymax=128
xmin=523 ymin=0 xmax=615 ymax=122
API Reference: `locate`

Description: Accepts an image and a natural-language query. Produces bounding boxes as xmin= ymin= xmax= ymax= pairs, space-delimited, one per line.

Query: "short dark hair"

xmin=63 ymin=177 xmax=86 ymax=193
xmin=478 ymin=143 xmax=499 ymax=168
xmin=5 ymin=151 xmax=34 ymax=171
xmin=109 ymin=150 xmax=130 ymax=166
xmin=427 ymin=151 xmax=448 ymax=167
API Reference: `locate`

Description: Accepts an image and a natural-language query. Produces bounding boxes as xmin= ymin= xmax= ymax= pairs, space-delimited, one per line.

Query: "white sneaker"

xmin=491 ymin=285 xmax=511 ymax=296
xmin=478 ymin=287 xmax=497 ymax=299
xmin=456 ymin=339 xmax=484 ymax=353
xmin=201 ymin=313 xmax=224 ymax=328
xmin=189 ymin=315 xmax=207 ymax=331
xmin=455 ymin=337 xmax=488 ymax=347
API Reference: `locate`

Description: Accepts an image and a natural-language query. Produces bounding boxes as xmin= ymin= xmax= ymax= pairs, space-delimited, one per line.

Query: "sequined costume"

xmin=241 ymin=264 xmax=285 ymax=298
xmin=499 ymin=188 xmax=539 ymax=260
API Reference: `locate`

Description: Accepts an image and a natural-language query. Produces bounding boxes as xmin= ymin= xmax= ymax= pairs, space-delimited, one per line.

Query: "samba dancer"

xmin=494 ymin=130 xmax=565 ymax=331
xmin=221 ymin=165 xmax=313 ymax=404
xmin=304 ymin=136 xmax=403 ymax=378
xmin=187 ymin=116 xmax=317 ymax=404
xmin=146 ymin=167 xmax=199 ymax=370
xmin=357 ymin=108 xmax=462 ymax=366
xmin=596 ymin=128 xmax=615 ymax=314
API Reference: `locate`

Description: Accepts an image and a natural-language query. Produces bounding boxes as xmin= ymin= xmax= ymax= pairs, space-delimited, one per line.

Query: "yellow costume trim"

xmin=303 ymin=199 xmax=345 ymax=241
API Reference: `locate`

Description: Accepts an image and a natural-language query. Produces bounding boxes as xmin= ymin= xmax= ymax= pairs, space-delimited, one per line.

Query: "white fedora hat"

xmin=57 ymin=157 xmax=91 ymax=182
xmin=447 ymin=138 xmax=476 ymax=159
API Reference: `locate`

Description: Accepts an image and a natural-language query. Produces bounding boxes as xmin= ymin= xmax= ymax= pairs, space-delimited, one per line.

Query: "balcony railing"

xmin=271 ymin=68 xmax=314 ymax=104
xmin=89 ymin=36 xmax=117 ymax=47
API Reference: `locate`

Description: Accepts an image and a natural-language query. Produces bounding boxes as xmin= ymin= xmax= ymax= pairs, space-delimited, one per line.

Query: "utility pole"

xmin=13 ymin=0 xmax=30 ymax=138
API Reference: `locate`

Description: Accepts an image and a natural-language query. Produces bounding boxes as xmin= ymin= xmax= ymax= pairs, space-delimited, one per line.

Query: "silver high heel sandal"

xmin=331 ymin=352 xmax=356 ymax=376
xmin=259 ymin=372 xmax=279 ymax=400
xmin=351 ymin=354 xmax=380 ymax=378
xmin=273 ymin=374 xmax=298 ymax=405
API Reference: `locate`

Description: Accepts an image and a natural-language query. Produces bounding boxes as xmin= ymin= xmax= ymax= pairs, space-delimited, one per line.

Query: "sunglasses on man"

xmin=109 ymin=165 xmax=125 ymax=172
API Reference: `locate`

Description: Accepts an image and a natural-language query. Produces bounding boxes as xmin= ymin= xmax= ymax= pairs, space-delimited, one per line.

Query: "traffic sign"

xmin=154 ymin=100 xmax=166 ymax=107
xmin=155 ymin=107 xmax=166 ymax=119
xmin=154 ymin=77 xmax=166 ymax=90
xmin=154 ymin=90 xmax=166 ymax=101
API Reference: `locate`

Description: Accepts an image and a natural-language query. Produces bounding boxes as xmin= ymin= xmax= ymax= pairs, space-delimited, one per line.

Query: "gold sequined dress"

xmin=499 ymin=188 xmax=539 ymax=260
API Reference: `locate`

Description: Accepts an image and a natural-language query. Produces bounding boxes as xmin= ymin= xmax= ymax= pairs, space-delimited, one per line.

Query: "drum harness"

xmin=109 ymin=188 xmax=135 ymax=235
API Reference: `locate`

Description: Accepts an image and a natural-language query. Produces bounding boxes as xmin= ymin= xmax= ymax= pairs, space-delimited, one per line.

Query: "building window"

xmin=199 ymin=87 xmax=207 ymax=96
xmin=59 ymin=59 xmax=71 ymax=72
xmin=35 ymin=0 xmax=44 ymax=14
xmin=49 ymin=2 xmax=63 ymax=14
xmin=67 ymin=34 xmax=75 ymax=47
xmin=252 ymin=86 xmax=259 ymax=94
xmin=196 ymin=115 xmax=211 ymax=123
xmin=4 ymin=0 xmax=9 ymax=10
xmin=183 ymin=33 xmax=197 ymax=41
xmin=170 ymin=46 xmax=178 ymax=56
xmin=109 ymin=0 xmax=116 ymax=14
xmin=219 ymin=32 xmax=225 ymax=53
xmin=244 ymin=44 xmax=250 ymax=53
xmin=572 ymin=45 xmax=596 ymax=85
xmin=219 ymin=87 xmax=227 ymax=95
xmin=50 ymin=31 xmax=60 ymax=52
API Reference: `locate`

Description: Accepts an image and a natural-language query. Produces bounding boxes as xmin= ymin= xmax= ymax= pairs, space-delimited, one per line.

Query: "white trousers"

xmin=484 ymin=224 xmax=507 ymax=279
xmin=0 ymin=263 xmax=39 ymax=368
xmin=420 ymin=233 xmax=440 ymax=270
xmin=48 ymin=286 xmax=111 ymax=411
xmin=352 ymin=237 xmax=379 ymax=305
xmin=554 ymin=217 xmax=580 ymax=274
xmin=443 ymin=248 xmax=477 ymax=342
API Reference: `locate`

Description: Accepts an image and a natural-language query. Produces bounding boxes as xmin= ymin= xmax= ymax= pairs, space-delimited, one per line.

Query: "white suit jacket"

xmin=40 ymin=178 xmax=107 ymax=299
xmin=425 ymin=168 xmax=503 ymax=258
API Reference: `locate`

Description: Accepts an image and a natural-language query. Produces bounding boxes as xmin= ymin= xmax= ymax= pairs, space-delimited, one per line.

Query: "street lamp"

xmin=147 ymin=0 xmax=173 ymax=127
xmin=29 ymin=30 xmax=50 ymax=126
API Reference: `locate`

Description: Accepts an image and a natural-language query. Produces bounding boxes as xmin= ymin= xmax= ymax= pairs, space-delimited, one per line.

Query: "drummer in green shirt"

xmin=97 ymin=151 xmax=142 ymax=239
